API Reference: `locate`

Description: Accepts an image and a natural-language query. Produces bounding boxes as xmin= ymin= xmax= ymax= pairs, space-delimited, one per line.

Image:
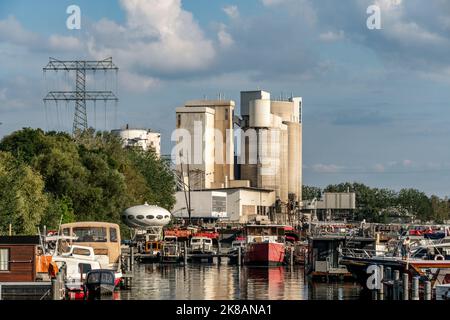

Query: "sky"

xmin=1 ymin=0 xmax=450 ymax=196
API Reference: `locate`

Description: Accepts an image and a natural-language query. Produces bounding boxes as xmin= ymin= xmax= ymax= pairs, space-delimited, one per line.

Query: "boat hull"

xmin=244 ymin=242 xmax=285 ymax=266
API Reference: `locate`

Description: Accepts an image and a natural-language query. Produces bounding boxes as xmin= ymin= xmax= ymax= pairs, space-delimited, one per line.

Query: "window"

xmin=136 ymin=215 xmax=144 ymax=220
xmin=0 ymin=248 xmax=9 ymax=271
xmin=110 ymin=228 xmax=118 ymax=243
xmin=146 ymin=215 xmax=155 ymax=220
xmin=177 ymin=114 xmax=181 ymax=127
xmin=79 ymin=263 xmax=92 ymax=274
xmin=156 ymin=215 xmax=163 ymax=220
xmin=73 ymin=227 xmax=107 ymax=242
xmin=62 ymin=228 xmax=70 ymax=236
xmin=225 ymin=108 xmax=229 ymax=120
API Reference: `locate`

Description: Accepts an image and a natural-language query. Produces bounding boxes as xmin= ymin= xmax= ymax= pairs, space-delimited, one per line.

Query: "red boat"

xmin=244 ymin=225 xmax=286 ymax=266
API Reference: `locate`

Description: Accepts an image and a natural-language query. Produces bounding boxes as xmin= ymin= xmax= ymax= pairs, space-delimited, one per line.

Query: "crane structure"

xmin=43 ymin=57 xmax=118 ymax=135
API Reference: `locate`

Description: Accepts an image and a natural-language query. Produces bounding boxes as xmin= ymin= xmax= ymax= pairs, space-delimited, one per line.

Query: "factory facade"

xmin=173 ymin=90 xmax=302 ymax=223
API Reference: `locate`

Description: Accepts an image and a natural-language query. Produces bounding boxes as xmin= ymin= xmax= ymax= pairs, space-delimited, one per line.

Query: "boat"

xmin=340 ymin=241 xmax=450 ymax=287
xmin=84 ymin=269 xmax=116 ymax=300
xmin=59 ymin=221 xmax=123 ymax=287
xmin=190 ymin=237 xmax=215 ymax=254
xmin=160 ymin=236 xmax=182 ymax=263
xmin=243 ymin=224 xmax=286 ymax=266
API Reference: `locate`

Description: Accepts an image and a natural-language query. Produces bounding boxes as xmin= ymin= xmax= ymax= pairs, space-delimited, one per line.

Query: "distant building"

xmin=173 ymin=90 xmax=303 ymax=223
xmin=239 ymin=90 xmax=302 ymax=204
xmin=112 ymin=125 xmax=161 ymax=156
xmin=175 ymin=99 xmax=238 ymax=190
xmin=173 ymin=187 xmax=276 ymax=223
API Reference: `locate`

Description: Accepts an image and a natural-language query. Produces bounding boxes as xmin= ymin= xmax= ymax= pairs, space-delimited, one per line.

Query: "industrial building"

xmin=173 ymin=90 xmax=303 ymax=223
xmin=112 ymin=125 xmax=161 ymax=156
xmin=238 ymin=90 xmax=302 ymax=206
xmin=173 ymin=187 xmax=276 ymax=223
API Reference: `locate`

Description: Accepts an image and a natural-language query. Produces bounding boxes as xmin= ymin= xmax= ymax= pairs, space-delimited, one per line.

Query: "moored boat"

xmin=244 ymin=224 xmax=286 ymax=266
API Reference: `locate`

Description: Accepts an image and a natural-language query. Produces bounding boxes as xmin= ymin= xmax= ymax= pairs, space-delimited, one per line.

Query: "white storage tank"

xmin=249 ymin=99 xmax=271 ymax=128
xmin=122 ymin=203 xmax=172 ymax=229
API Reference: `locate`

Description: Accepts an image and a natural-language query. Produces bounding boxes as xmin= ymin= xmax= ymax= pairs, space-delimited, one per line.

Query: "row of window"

xmin=124 ymin=214 xmax=170 ymax=220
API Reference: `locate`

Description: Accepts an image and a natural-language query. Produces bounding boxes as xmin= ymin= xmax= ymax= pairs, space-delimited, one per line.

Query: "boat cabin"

xmin=0 ymin=236 xmax=40 ymax=282
xmin=245 ymin=225 xmax=286 ymax=244
xmin=190 ymin=237 xmax=213 ymax=253
xmin=60 ymin=222 xmax=121 ymax=271
xmin=308 ymin=235 xmax=375 ymax=278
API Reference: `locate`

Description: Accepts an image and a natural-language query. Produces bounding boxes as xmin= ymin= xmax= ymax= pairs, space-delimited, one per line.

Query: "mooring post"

xmin=290 ymin=246 xmax=294 ymax=266
xmin=51 ymin=278 xmax=58 ymax=300
xmin=402 ymin=273 xmax=409 ymax=300
xmin=393 ymin=270 xmax=400 ymax=281
xmin=424 ymin=281 xmax=432 ymax=300
xmin=385 ymin=267 xmax=391 ymax=280
xmin=184 ymin=241 xmax=188 ymax=265
xmin=378 ymin=265 xmax=384 ymax=300
xmin=412 ymin=276 xmax=419 ymax=300
xmin=238 ymin=246 xmax=242 ymax=267
xmin=130 ymin=246 xmax=134 ymax=271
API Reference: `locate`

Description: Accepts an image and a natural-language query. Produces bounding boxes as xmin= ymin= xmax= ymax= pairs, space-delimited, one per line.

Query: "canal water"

xmin=118 ymin=263 xmax=364 ymax=300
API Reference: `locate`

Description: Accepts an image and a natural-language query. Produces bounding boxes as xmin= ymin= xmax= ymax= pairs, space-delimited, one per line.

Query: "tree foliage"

xmin=0 ymin=128 xmax=176 ymax=234
xmin=307 ymin=182 xmax=448 ymax=223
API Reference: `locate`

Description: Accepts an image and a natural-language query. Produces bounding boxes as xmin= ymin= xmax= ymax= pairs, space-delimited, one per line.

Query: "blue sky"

xmin=1 ymin=0 xmax=450 ymax=196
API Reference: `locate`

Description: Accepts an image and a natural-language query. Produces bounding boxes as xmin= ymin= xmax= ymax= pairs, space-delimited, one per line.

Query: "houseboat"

xmin=340 ymin=241 xmax=450 ymax=287
xmin=244 ymin=224 xmax=286 ymax=266
xmin=307 ymin=235 xmax=376 ymax=280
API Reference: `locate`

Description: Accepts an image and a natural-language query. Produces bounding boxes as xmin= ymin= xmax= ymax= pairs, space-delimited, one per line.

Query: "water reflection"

xmin=118 ymin=262 xmax=362 ymax=300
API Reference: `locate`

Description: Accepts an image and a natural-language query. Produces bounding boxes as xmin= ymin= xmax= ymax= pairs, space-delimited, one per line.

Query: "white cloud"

xmin=402 ymin=159 xmax=412 ymax=166
xmin=217 ymin=24 xmax=234 ymax=48
xmin=312 ymin=163 xmax=343 ymax=173
xmin=48 ymin=35 xmax=82 ymax=51
xmin=319 ymin=30 xmax=345 ymax=42
xmin=374 ymin=164 xmax=385 ymax=172
xmin=0 ymin=15 xmax=39 ymax=46
xmin=120 ymin=71 xmax=161 ymax=93
xmin=223 ymin=5 xmax=239 ymax=19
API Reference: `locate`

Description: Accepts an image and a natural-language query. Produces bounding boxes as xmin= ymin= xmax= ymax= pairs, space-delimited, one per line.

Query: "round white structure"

xmin=249 ymin=99 xmax=271 ymax=128
xmin=122 ymin=203 xmax=172 ymax=229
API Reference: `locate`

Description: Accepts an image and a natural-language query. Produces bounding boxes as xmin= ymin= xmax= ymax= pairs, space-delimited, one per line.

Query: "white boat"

xmin=190 ymin=237 xmax=214 ymax=254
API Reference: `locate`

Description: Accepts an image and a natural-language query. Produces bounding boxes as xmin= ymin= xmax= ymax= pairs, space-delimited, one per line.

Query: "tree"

xmin=302 ymin=185 xmax=322 ymax=200
xmin=128 ymin=148 xmax=176 ymax=210
xmin=397 ymin=188 xmax=432 ymax=222
xmin=0 ymin=152 xmax=48 ymax=234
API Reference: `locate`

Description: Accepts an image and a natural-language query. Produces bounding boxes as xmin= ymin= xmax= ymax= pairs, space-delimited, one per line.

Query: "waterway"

xmin=118 ymin=262 xmax=364 ymax=300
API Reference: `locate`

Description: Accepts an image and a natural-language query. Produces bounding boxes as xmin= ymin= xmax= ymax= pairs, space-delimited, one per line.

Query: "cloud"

xmin=223 ymin=5 xmax=239 ymax=19
xmin=312 ymin=164 xmax=343 ymax=173
xmin=374 ymin=164 xmax=385 ymax=172
xmin=87 ymin=0 xmax=215 ymax=77
xmin=217 ymin=23 xmax=234 ymax=48
xmin=319 ymin=30 xmax=345 ymax=42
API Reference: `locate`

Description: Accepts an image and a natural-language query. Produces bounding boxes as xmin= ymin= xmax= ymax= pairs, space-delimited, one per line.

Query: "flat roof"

xmin=192 ymin=187 xmax=275 ymax=193
xmin=0 ymin=236 xmax=40 ymax=245
xmin=184 ymin=100 xmax=235 ymax=107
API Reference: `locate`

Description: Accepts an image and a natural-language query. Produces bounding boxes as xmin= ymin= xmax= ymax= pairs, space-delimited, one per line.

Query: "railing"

xmin=341 ymin=247 xmax=388 ymax=259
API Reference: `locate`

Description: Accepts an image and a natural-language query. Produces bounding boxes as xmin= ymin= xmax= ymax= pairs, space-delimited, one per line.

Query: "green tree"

xmin=302 ymin=185 xmax=322 ymax=200
xmin=397 ymin=188 xmax=432 ymax=222
xmin=0 ymin=152 xmax=48 ymax=234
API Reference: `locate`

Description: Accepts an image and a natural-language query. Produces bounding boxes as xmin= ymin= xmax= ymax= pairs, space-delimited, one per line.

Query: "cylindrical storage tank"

xmin=298 ymin=124 xmax=302 ymax=202
xmin=249 ymin=99 xmax=271 ymax=128
xmin=287 ymin=122 xmax=301 ymax=201
xmin=239 ymin=128 xmax=259 ymax=187
xmin=122 ymin=203 xmax=172 ymax=229
xmin=259 ymin=128 xmax=280 ymax=195
xmin=279 ymin=125 xmax=289 ymax=203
